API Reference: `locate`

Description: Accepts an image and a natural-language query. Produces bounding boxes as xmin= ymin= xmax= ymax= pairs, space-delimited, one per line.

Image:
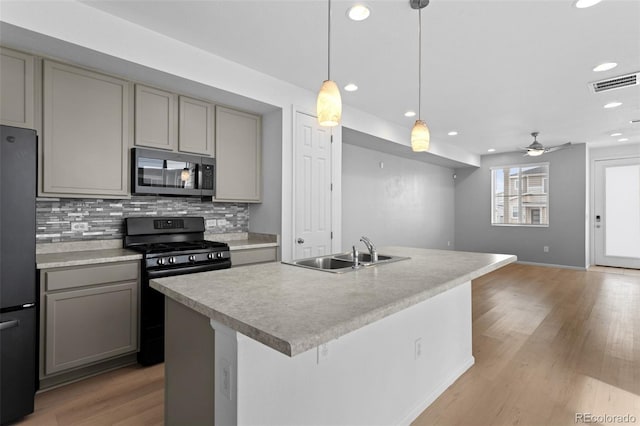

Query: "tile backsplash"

xmin=36 ymin=196 xmax=249 ymax=243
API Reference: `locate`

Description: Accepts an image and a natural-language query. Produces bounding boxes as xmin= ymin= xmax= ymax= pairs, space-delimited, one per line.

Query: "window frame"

xmin=490 ymin=162 xmax=550 ymax=228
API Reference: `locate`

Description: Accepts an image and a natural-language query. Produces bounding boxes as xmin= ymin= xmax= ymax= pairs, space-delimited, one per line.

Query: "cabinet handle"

xmin=0 ymin=320 xmax=19 ymax=331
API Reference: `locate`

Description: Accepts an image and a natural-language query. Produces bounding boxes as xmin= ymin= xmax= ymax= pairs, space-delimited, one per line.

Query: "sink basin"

xmin=293 ymin=257 xmax=354 ymax=270
xmin=334 ymin=253 xmax=392 ymax=263
xmin=283 ymin=252 xmax=410 ymax=273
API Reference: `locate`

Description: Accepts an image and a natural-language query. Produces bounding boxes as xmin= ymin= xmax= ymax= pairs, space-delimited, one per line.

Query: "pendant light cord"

xmin=328 ymin=0 xmax=332 ymax=80
xmin=418 ymin=8 xmax=422 ymax=120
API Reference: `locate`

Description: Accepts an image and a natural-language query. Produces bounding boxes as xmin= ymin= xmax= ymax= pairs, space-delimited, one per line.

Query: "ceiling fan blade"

xmin=545 ymin=142 xmax=572 ymax=153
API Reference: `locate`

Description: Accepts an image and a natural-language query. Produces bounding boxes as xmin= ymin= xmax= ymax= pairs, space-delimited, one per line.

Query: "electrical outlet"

xmin=71 ymin=222 xmax=89 ymax=232
xmin=317 ymin=343 xmax=329 ymax=364
xmin=447 ymin=241 xmax=451 ymax=247
xmin=414 ymin=338 xmax=422 ymax=360
xmin=543 ymin=246 xmax=549 ymax=253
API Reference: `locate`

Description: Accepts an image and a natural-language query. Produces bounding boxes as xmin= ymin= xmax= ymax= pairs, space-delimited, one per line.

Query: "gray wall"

xmin=249 ymin=108 xmax=282 ymax=236
xmin=342 ymin=143 xmax=455 ymax=251
xmin=455 ymin=144 xmax=587 ymax=268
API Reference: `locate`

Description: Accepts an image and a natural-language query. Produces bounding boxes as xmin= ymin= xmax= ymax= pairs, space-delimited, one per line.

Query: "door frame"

xmin=590 ymin=152 xmax=640 ymax=268
xmin=284 ymin=106 xmax=342 ymax=261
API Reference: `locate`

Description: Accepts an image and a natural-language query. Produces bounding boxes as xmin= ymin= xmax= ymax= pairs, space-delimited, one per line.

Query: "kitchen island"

xmin=151 ymin=247 xmax=516 ymax=425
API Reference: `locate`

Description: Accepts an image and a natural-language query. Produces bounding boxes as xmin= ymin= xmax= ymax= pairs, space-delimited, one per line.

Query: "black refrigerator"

xmin=0 ymin=125 xmax=37 ymax=424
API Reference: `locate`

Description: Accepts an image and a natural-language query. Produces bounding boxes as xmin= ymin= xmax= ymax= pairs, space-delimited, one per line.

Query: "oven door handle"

xmin=146 ymin=261 xmax=231 ymax=279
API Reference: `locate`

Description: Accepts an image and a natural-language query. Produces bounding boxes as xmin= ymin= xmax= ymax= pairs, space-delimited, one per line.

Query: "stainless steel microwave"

xmin=131 ymin=148 xmax=215 ymax=197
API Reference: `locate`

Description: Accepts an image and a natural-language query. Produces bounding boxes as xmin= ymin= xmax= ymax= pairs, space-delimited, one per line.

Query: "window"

xmin=491 ymin=163 xmax=549 ymax=226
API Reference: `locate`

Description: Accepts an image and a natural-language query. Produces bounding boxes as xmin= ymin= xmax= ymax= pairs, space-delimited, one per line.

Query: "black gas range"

xmin=124 ymin=216 xmax=231 ymax=366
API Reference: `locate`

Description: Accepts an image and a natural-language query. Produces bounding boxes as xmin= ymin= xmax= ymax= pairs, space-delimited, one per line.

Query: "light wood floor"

xmin=17 ymin=264 xmax=640 ymax=426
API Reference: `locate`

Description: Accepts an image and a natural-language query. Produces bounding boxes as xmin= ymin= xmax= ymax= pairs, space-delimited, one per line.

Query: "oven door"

xmin=139 ymin=260 xmax=231 ymax=366
xmin=146 ymin=261 xmax=231 ymax=280
xmin=132 ymin=148 xmax=204 ymax=197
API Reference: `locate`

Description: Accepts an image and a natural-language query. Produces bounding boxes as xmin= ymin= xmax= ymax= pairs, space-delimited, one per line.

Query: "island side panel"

xmin=210 ymin=281 xmax=473 ymax=426
xmin=165 ymin=298 xmax=215 ymax=426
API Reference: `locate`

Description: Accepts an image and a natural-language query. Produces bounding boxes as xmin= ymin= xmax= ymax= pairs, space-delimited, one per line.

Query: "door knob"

xmin=297 ymin=238 xmax=304 ymax=244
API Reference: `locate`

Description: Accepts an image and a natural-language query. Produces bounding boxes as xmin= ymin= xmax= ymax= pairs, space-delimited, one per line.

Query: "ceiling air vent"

xmin=589 ymin=72 xmax=639 ymax=93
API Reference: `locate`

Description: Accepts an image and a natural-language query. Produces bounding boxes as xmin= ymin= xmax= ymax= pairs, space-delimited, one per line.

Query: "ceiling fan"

xmin=521 ymin=132 xmax=571 ymax=156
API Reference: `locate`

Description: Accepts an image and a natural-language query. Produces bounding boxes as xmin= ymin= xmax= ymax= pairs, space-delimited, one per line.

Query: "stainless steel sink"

xmin=283 ymin=252 xmax=410 ymax=273
xmin=293 ymin=257 xmax=354 ymax=270
xmin=334 ymin=253 xmax=392 ymax=263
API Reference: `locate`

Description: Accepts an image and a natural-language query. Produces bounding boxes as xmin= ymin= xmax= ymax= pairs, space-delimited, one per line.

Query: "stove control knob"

xmin=207 ymin=253 xmax=215 ymax=260
xmin=188 ymin=255 xmax=196 ymax=262
xmin=157 ymin=258 xmax=166 ymax=266
xmin=216 ymin=252 xmax=224 ymax=259
xmin=168 ymin=257 xmax=176 ymax=264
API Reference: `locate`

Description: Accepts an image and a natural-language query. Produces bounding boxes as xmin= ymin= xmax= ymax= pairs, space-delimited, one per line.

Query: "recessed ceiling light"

xmin=347 ymin=4 xmax=370 ymax=21
xmin=574 ymin=0 xmax=602 ymax=8
xmin=604 ymin=102 xmax=622 ymax=109
xmin=593 ymin=62 xmax=617 ymax=72
xmin=447 ymin=131 xmax=458 ymax=136
xmin=404 ymin=111 xmax=416 ymax=117
xmin=610 ymin=132 xmax=622 ymax=136
xmin=618 ymin=138 xmax=629 ymax=142
xmin=344 ymin=83 xmax=358 ymax=92
xmin=487 ymin=148 xmax=496 ymax=153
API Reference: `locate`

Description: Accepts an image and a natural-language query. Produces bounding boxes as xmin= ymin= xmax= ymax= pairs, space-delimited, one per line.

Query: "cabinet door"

xmin=0 ymin=47 xmax=35 ymax=129
xmin=135 ymin=84 xmax=177 ymax=150
xmin=44 ymin=281 xmax=138 ymax=375
xmin=179 ymin=96 xmax=214 ymax=156
xmin=42 ymin=61 xmax=129 ymax=197
xmin=215 ymin=106 xmax=261 ymax=202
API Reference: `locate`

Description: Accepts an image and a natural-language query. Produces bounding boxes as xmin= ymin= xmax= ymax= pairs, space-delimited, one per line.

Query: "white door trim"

xmin=288 ymin=106 xmax=341 ymax=261
xmin=592 ymin=156 xmax=640 ymax=268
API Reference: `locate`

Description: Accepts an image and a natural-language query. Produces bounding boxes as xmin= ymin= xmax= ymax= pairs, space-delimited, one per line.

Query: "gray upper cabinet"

xmin=134 ymin=84 xmax=177 ymax=151
xmin=179 ymin=96 xmax=214 ymax=156
xmin=0 ymin=47 xmax=35 ymax=129
xmin=215 ymin=106 xmax=262 ymax=202
xmin=42 ymin=61 xmax=130 ymax=198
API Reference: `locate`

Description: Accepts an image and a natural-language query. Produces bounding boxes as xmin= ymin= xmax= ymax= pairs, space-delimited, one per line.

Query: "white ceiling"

xmin=81 ymin=0 xmax=640 ymax=156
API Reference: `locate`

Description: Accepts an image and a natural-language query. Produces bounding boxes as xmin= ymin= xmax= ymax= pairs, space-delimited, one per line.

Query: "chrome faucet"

xmin=360 ymin=236 xmax=378 ymax=262
xmin=352 ymin=245 xmax=360 ymax=269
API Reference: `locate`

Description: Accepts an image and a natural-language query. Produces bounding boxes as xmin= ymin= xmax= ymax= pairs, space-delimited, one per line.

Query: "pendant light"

xmin=316 ymin=0 xmax=342 ymax=127
xmin=410 ymin=0 xmax=430 ymax=152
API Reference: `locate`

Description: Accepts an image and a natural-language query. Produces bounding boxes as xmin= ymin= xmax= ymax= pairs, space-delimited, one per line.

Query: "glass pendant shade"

xmin=527 ymin=149 xmax=544 ymax=157
xmin=317 ymin=79 xmax=342 ymax=127
xmin=411 ymin=119 xmax=430 ymax=152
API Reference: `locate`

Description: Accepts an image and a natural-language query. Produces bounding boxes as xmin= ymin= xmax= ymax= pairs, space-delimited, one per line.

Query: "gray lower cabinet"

xmin=39 ymin=261 xmax=139 ymax=386
xmin=215 ymin=106 xmax=262 ymax=202
xmin=42 ymin=60 xmax=130 ymax=198
xmin=0 ymin=47 xmax=36 ymax=129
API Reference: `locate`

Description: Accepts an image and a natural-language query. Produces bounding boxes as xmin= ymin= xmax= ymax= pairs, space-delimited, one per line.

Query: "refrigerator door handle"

xmin=0 ymin=319 xmax=19 ymax=331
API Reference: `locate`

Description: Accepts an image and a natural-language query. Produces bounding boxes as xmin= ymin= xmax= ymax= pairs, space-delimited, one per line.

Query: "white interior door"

xmin=293 ymin=112 xmax=332 ymax=259
xmin=594 ymin=157 xmax=640 ymax=268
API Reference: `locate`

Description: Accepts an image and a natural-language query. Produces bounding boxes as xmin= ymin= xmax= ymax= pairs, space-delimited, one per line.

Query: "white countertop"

xmin=36 ymin=232 xmax=279 ymax=269
xmin=150 ymin=247 xmax=516 ymax=357
xmin=36 ymin=248 xmax=143 ymax=269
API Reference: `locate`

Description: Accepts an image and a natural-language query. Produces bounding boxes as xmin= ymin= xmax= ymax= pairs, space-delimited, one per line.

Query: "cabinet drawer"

xmin=44 ymin=262 xmax=139 ymax=292
xmin=231 ymin=247 xmax=277 ymax=266
xmin=44 ymin=281 xmax=138 ymax=375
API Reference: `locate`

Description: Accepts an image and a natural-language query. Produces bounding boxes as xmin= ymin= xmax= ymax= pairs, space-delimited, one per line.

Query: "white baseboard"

xmin=398 ymin=356 xmax=476 ymax=426
xmin=516 ymin=260 xmax=586 ymax=271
